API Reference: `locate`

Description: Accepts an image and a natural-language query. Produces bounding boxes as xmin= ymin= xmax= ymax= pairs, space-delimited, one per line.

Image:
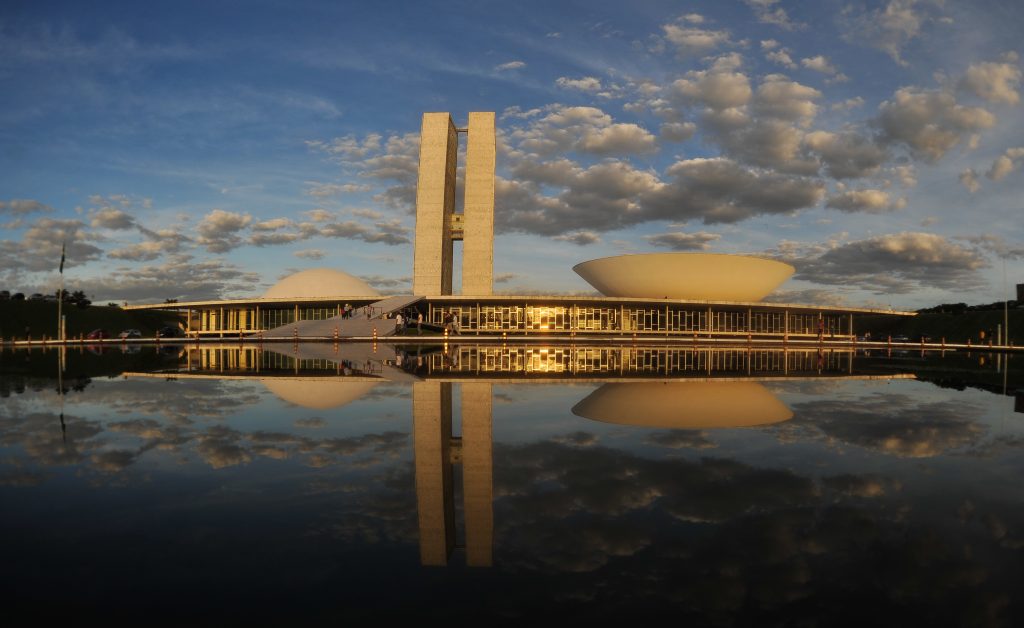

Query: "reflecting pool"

xmin=2 ymin=344 xmax=1022 ymax=623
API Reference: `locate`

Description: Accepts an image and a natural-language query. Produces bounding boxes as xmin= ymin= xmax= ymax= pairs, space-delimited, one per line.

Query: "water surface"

xmin=2 ymin=345 xmax=1022 ymax=624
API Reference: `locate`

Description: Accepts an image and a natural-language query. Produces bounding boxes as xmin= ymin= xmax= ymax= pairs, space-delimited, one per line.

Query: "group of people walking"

xmin=388 ymin=308 xmax=460 ymax=335
xmin=393 ymin=308 xmax=425 ymax=334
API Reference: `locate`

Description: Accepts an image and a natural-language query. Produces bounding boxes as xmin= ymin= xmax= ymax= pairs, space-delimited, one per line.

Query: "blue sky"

xmin=1 ymin=0 xmax=1022 ymax=308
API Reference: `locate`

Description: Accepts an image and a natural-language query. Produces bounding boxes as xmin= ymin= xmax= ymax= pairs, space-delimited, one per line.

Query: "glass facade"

xmin=187 ymin=302 xmax=373 ymax=336
xmin=429 ymin=346 xmax=852 ymax=376
xmin=426 ymin=302 xmax=850 ymax=338
xmin=182 ymin=299 xmax=854 ymax=339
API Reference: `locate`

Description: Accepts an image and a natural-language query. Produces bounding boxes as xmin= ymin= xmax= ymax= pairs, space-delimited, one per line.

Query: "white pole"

xmin=58 ymin=273 xmax=64 ymax=341
xmin=1004 ymin=257 xmax=1010 ymax=346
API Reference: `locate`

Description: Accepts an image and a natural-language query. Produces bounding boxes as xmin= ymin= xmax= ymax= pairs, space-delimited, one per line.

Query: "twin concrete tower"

xmin=412 ymin=112 xmax=496 ymax=296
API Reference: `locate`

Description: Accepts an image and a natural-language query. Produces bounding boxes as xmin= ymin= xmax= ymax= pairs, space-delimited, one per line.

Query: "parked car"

xmin=156 ymin=326 xmax=180 ymax=338
xmin=118 ymin=329 xmax=142 ymax=339
xmin=11 ymin=292 xmax=24 ymax=301
xmin=87 ymin=328 xmax=110 ymax=339
xmin=0 ymin=290 xmax=9 ymax=300
xmin=28 ymin=293 xmax=44 ymax=301
xmin=891 ymin=334 xmax=910 ymax=342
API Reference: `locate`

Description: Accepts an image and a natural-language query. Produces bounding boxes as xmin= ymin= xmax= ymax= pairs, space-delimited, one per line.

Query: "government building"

xmin=126 ymin=111 xmax=912 ymax=340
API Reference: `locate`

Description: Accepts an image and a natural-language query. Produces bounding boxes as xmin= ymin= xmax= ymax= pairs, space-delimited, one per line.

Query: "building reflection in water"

xmin=129 ymin=343 xmax=917 ymax=568
xmin=176 ymin=343 xmax=861 ymax=380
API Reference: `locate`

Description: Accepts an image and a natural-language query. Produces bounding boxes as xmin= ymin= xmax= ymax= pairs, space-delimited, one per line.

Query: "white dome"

xmin=263 ymin=268 xmax=379 ymax=299
xmin=573 ymin=253 xmax=794 ymax=302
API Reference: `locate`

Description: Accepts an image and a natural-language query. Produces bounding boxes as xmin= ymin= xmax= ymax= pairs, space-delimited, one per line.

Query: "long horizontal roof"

xmin=124 ymin=293 xmax=916 ymax=316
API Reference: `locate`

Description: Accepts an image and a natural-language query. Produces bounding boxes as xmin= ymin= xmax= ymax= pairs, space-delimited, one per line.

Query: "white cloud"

xmin=803 ymin=130 xmax=888 ymax=179
xmin=0 ymin=199 xmax=53 ymax=215
xmin=959 ymin=53 xmax=1021 ymax=105
xmin=646 ymin=157 xmax=826 ymax=224
xmin=661 ymin=23 xmax=732 ymax=56
xmin=89 ymin=207 xmax=136 ymax=230
xmin=800 ymin=55 xmax=848 ymax=82
xmin=0 ymin=217 xmax=103 ymax=273
xmin=303 ymin=209 xmax=335 ymax=222
xmin=985 ymin=147 xmax=1024 ymax=181
xmin=494 ymin=60 xmax=526 ymax=71
xmin=195 ymin=209 xmax=252 ymax=253
xmin=107 ymin=241 xmax=166 ymax=262
xmin=892 ymin=165 xmax=917 ymax=187
xmin=507 ymin=105 xmax=657 ymax=157
xmin=294 ymin=249 xmax=326 ymax=260
xmin=770 ymin=232 xmax=988 ymax=294
xmin=831 ymin=97 xmax=865 ymax=111
xmin=670 ymin=70 xmax=752 ymax=110
xmin=752 ymin=74 xmax=822 ymax=124
xmin=554 ymin=231 xmax=601 ymax=246
xmin=801 ymin=55 xmax=837 ymax=74
xmin=318 ymin=218 xmax=410 ymax=245
xmin=351 ymin=208 xmax=383 ymax=219
xmin=250 ymin=231 xmax=302 ymax=247
xmin=745 ymin=0 xmax=802 ymax=30
xmin=645 ymin=231 xmax=720 ymax=250
xmin=77 ymin=254 xmax=261 ymax=303
xmin=961 ymin=234 xmax=1024 ymax=260
xmin=577 ymin=122 xmax=657 ymax=155
xmin=826 ymin=188 xmax=904 ymax=213
xmin=986 ymin=156 xmax=1014 ymax=181
xmin=958 ymin=168 xmax=980 ymax=192
xmin=304 ymin=133 xmax=382 ymax=160
xmin=876 ymin=87 xmax=996 ymax=161
xmin=305 ymin=181 xmax=371 ymax=198
xmin=556 ymin=76 xmax=603 ymax=92
xmin=704 ymin=116 xmax=815 ymax=173
xmin=842 ymin=0 xmax=941 ymax=66
xmin=659 ymin=121 xmax=697 ymax=142
xmin=252 ymin=218 xmax=293 ymax=232
xmin=765 ymin=48 xmax=797 ymax=69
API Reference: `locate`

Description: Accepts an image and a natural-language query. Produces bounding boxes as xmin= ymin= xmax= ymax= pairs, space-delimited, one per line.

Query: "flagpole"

xmin=58 ymin=241 xmax=65 ymax=342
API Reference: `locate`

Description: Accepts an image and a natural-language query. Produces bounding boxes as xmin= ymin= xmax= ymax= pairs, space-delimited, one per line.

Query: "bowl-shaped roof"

xmin=263 ymin=268 xmax=379 ymax=299
xmin=572 ymin=381 xmax=793 ymax=429
xmin=573 ymin=253 xmax=794 ymax=301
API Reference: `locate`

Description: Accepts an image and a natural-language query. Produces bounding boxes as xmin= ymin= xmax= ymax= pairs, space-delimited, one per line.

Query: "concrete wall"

xmin=461 ymin=112 xmax=496 ymax=296
xmin=413 ymin=113 xmax=458 ymax=296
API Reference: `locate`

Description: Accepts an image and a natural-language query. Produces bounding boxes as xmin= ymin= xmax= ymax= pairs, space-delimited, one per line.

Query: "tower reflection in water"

xmin=414 ymin=381 xmax=493 ymax=567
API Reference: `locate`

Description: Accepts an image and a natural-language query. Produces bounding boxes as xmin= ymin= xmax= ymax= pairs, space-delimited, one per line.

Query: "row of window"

xmin=429 ymin=305 xmax=848 ymax=335
xmin=183 ymin=346 xmax=852 ymax=376
xmin=190 ymin=304 xmax=851 ymax=335
xmin=428 ymin=347 xmax=851 ymax=374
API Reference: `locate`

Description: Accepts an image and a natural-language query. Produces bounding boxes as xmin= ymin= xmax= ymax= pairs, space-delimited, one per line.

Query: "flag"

xmin=59 ymin=241 xmax=65 ymax=274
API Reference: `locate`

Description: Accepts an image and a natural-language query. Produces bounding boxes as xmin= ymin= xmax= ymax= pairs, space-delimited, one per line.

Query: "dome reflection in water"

xmin=572 ymin=381 xmax=793 ymax=428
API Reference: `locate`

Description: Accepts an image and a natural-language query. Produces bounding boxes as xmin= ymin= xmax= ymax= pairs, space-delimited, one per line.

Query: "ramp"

xmin=365 ymin=294 xmax=424 ymax=318
xmin=260 ymin=295 xmax=424 ymax=338
xmin=260 ymin=342 xmax=423 ymax=382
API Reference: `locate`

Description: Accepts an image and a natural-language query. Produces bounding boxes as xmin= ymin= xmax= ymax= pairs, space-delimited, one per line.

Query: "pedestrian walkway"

xmin=261 ymin=295 xmax=424 ymax=338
